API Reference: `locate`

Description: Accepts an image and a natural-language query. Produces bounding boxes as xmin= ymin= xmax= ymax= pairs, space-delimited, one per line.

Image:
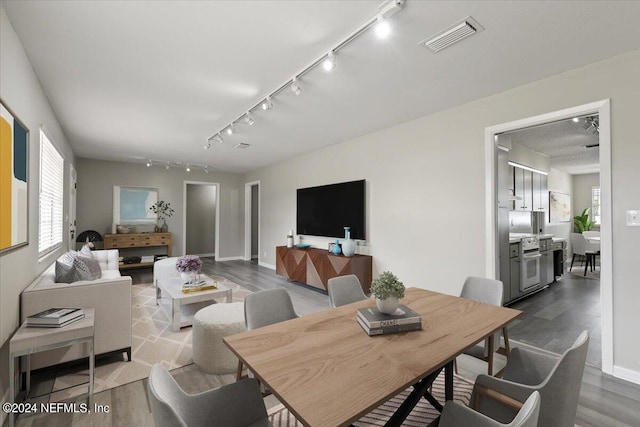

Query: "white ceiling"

xmin=4 ymin=1 xmax=640 ymax=173
xmin=505 ymin=116 xmax=600 ymax=175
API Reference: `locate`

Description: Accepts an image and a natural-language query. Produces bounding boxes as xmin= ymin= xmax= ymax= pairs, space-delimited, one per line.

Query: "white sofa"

xmin=21 ymin=249 xmax=132 ymax=370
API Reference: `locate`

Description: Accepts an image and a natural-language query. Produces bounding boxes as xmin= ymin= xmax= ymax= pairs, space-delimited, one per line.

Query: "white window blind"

xmin=592 ymin=186 xmax=601 ymax=225
xmin=39 ymin=130 xmax=64 ymax=255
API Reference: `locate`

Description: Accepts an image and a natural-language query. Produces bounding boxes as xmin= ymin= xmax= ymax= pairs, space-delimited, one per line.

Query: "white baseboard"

xmin=613 ymin=365 xmax=640 ymax=385
xmin=216 ymin=256 xmax=244 ymax=262
xmin=259 ymin=261 xmax=276 ymax=270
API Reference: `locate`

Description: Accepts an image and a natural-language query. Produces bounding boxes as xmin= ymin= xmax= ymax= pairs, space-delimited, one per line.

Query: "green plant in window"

xmin=574 ymin=208 xmax=595 ymax=233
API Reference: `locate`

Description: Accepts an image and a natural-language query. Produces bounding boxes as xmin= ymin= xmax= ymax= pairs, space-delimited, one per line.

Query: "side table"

xmin=8 ymin=308 xmax=95 ymax=427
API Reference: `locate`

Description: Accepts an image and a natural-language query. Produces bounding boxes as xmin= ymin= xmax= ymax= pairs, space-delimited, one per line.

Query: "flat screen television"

xmin=297 ymin=179 xmax=366 ymax=240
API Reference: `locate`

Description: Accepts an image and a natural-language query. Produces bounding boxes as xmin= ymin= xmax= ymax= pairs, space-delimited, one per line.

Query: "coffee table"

xmin=156 ymin=275 xmax=232 ymax=331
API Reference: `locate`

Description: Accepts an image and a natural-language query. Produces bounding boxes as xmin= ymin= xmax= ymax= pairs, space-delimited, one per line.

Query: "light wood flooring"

xmin=6 ymin=259 xmax=640 ymax=427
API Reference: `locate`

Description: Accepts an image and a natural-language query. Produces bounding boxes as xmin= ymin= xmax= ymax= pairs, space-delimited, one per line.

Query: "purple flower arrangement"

xmin=175 ymin=255 xmax=202 ymax=273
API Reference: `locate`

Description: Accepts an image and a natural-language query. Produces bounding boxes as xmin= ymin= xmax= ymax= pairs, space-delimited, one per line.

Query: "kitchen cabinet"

xmin=510 ymin=256 xmax=521 ymax=301
xmin=532 ymin=173 xmax=548 ymax=212
xmin=539 ymin=238 xmax=554 ymax=285
xmin=513 ymin=167 xmax=533 ymax=211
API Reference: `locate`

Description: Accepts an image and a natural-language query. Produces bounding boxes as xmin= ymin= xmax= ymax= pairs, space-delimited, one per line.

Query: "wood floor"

xmin=7 ymin=259 xmax=640 ymax=427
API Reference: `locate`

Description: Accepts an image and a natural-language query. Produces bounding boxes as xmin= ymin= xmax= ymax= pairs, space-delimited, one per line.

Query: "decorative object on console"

xmin=117 ymin=225 xmax=132 ymax=234
xmin=176 ymin=255 xmax=202 ymax=283
xmin=295 ymin=243 xmax=311 ymax=249
xmin=150 ymin=200 xmax=174 ymax=232
xmin=331 ymin=239 xmax=342 ymax=255
xmin=342 ymin=226 xmax=356 ymax=257
xmin=370 ymin=271 xmax=405 ymax=315
xmin=287 ymin=230 xmax=294 ymax=248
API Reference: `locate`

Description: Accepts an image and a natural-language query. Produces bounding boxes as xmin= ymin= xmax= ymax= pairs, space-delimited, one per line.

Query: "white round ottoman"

xmin=192 ymin=302 xmax=245 ymax=374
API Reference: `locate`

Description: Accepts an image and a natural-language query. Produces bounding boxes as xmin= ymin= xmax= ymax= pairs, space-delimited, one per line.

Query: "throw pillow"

xmin=77 ymin=253 xmax=102 ymax=280
xmin=79 ymin=244 xmax=93 ymax=257
xmin=54 ymin=251 xmax=93 ymax=283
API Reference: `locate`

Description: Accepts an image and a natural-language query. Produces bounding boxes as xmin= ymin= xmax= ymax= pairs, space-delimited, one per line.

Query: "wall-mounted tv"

xmin=297 ymin=179 xmax=366 ymax=240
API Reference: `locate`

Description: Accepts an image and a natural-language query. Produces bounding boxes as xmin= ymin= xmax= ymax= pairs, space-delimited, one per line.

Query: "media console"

xmin=275 ymin=246 xmax=372 ymax=293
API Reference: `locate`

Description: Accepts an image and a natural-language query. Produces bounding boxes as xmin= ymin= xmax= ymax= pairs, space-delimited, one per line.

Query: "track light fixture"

xmin=165 ymin=162 xmax=170 ymax=170
xmin=261 ymin=97 xmax=273 ymax=111
xmin=203 ymin=0 xmax=405 ymax=152
xmin=146 ymin=160 xmax=152 ymax=167
xmin=291 ymin=77 xmax=302 ymax=96
xmin=204 ymin=142 xmax=211 ymax=150
xmin=186 ymin=164 xmax=191 ymax=172
xmin=215 ymin=134 xmax=224 ymax=144
xmin=225 ymin=124 xmax=236 ymax=135
xmin=323 ymin=51 xmax=336 ymax=71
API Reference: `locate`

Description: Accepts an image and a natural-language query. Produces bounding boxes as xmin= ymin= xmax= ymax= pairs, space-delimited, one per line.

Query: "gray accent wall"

xmin=75 ymin=158 xmax=243 ymax=259
xmin=0 ymin=6 xmax=77 ymax=414
xmin=243 ymin=50 xmax=640 ymax=374
xmin=573 ymin=173 xmax=600 ymax=230
xmin=546 ymin=168 xmax=573 ymax=254
xmin=186 ymin=184 xmax=216 ymax=255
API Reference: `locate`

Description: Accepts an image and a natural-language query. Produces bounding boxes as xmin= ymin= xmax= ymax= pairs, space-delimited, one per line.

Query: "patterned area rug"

xmin=49 ymin=278 xmax=251 ymax=399
xmin=268 ymin=372 xmax=473 ymax=427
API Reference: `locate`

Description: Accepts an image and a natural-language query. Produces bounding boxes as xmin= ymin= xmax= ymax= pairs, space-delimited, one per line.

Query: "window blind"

xmin=39 ymin=130 xmax=64 ymax=255
xmin=592 ymin=186 xmax=601 ymax=225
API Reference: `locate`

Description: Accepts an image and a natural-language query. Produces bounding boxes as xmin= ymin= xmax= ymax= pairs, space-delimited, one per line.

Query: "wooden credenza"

xmin=104 ymin=232 xmax=172 ymax=270
xmin=275 ymin=246 xmax=372 ymax=293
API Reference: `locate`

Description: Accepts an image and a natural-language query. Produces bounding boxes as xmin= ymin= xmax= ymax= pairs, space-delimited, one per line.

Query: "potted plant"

xmin=150 ymin=201 xmax=174 ymax=232
xmin=175 ymin=255 xmax=202 ymax=283
xmin=574 ymin=208 xmax=595 ymax=233
xmin=370 ymin=271 xmax=405 ymax=314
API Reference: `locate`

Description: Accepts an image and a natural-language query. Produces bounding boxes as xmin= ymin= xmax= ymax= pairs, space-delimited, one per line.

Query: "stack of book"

xmin=181 ymin=281 xmax=218 ymax=293
xmin=26 ymin=308 xmax=85 ymax=328
xmin=357 ymin=305 xmax=422 ymax=336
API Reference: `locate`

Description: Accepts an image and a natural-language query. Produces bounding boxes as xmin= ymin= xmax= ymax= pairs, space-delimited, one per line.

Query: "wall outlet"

xmin=626 ymin=210 xmax=640 ymax=226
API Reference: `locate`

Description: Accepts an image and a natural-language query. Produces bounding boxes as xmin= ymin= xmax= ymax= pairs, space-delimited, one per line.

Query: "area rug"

xmin=268 ymin=372 xmax=473 ymax=427
xmin=48 ymin=277 xmax=251 ymax=400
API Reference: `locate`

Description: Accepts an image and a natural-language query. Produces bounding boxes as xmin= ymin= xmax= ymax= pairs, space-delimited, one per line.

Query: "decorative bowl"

xmin=295 ymin=243 xmax=312 ymax=249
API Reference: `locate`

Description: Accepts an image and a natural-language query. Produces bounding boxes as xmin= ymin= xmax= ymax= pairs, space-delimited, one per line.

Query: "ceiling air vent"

xmin=234 ymin=142 xmax=250 ymax=149
xmin=420 ymin=16 xmax=484 ymax=53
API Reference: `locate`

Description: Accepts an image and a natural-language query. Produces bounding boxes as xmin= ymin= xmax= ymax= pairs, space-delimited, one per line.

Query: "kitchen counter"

xmin=509 ymin=233 xmax=555 ymax=243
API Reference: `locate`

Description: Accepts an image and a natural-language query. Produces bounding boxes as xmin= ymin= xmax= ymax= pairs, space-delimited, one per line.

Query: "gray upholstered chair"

xmin=471 ymin=331 xmax=589 ymax=427
xmin=147 ymin=363 xmax=272 ymax=427
xmin=458 ymin=276 xmax=510 ymax=376
xmin=237 ymin=288 xmax=299 ymax=381
xmin=328 ymin=274 xmax=368 ymax=308
xmin=431 ymin=390 xmax=540 ymax=427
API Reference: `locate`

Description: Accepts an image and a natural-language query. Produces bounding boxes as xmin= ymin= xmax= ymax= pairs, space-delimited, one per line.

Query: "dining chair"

xmin=328 ymin=274 xmax=368 ymax=308
xmin=147 ymin=363 xmax=272 ymax=427
xmin=471 ymin=331 xmax=589 ymax=427
xmin=429 ymin=390 xmax=540 ymax=427
xmin=582 ymin=230 xmax=600 ymax=239
xmin=570 ymin=233 xmax=599 ymax=275
xmin=237 ymin=288 xmax=299 ymax=381
xmin=457 ymin=276 xmax=510 ymax=376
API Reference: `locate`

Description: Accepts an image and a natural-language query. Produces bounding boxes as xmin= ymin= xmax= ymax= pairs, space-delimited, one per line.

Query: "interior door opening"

xmin=183 ymin=181 xmax=219 ymax=258
xmin=244 ymin=181 xmax=260 ymax=263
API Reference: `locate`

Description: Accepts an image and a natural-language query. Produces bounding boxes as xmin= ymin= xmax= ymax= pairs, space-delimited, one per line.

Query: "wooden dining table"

xmin=224 ymin=287 xmax=521 ymax=427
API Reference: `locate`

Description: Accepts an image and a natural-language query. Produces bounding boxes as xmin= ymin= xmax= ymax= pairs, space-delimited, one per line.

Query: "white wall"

xmin=0 ymin=6 xmax=76 ymax=414
xmin=75 ymin=158 xmax=244 ymax=258
xmin=244 ymin=49 xmax=640 ymax=374
xmin=546 ymin=168 xmax=573 ymax=252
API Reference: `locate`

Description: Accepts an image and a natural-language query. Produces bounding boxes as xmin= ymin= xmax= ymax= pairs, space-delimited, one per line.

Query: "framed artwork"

xmin=113 ymin=185 xmax=158 ymax=225
xmin=0 ymin=99 xmax=29 ymax=254
xmin=549 ymin=191 xmax=571 ymax=223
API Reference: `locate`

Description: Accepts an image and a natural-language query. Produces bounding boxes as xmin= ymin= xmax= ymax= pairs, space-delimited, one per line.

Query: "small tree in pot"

xmin=370 ymin=271 xmax=405 ymax=314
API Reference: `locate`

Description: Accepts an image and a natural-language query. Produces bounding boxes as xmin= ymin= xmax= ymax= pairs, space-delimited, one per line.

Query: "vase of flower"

xmin=342 ymin=226 xmax=356 ymax=257
xmin=370 ymin=271 xmax=405 ymax=315
xmin=150 ymin=201 xmax=174 ymax=233
xmin=176 ymin=255 xmax=202 ymax=284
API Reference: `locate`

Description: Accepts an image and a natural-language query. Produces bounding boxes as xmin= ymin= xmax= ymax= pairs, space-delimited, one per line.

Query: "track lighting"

xmin=215 ymin=134 xmax=224 ymax=144
xmin=204 ymin=166 xmax=209 ymax=174
xmin=146 ymin=160 xmax=152 ymax=167
xmin=291 ymin=77 xmax=302 ymax=96
xmin=375 ymin=16 xmax=391 ymax=39
xmin=323 ymin=52 xmax=336 ymax=71
xmin=186 ymin=164 xmax=191 ymax=172
xmin=261 ymin=97 xmax=273 ymax=111
xmin=244 ymin=112 xmax=255 ymax=126
xmin=165 ymin=162 xmax=170 ymax=170
xmin=204 ymin=142 xmax=211 ymax=150
xmin=226 ymin=124 xmax=236 ymax=135
xmin=572 ymin=117 xmax=580 ymax=123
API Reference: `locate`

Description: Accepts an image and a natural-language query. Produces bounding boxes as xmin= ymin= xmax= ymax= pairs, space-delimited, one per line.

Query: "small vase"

xmin=180 ymin=271 xmax=197 ymax=283
xmin=161 ymin=219 xmax=169 ymax=233
xmin=376 ymin=297 xmax=400 ymax=314
xmin=331 ymin=239 xmax=342 ymax=255
xmin=342 ymin=227 xmax=356 ymax=257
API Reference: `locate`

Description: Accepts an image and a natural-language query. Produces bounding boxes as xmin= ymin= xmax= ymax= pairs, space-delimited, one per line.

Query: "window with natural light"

xmin=591 ymin=186 xmax=601 ymax=225
xmin=39 ymin=129 xmax=64 ymax=255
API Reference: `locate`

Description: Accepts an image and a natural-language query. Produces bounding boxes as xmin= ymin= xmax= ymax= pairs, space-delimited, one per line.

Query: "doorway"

xmin=183 ymin=181 xmax=219 ymax=257
xmin=484 ymin=100 xmax=613 ymax=374
xmin=244 ymin=181 xmax=260 ymax=263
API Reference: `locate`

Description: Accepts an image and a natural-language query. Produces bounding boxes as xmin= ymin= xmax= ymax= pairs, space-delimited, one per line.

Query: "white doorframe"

xmin=183 ymin=181 xmax=220 ymax=258
xmin=484 ymin=99 xmax=613 ymax=375
xmin=244 ymin=181 xmax=260 ymax=261
xmin=68 ymin=163 xmax=77 ymax=250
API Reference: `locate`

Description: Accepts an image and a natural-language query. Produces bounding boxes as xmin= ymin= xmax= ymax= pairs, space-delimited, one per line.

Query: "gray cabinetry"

xmin=532 ymin=173 xmax=548 ymax=212
xmin=540 ymin=238 xmax=554 ymax=285
xmin=514 ymin=167 xmax=532 ymax=211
